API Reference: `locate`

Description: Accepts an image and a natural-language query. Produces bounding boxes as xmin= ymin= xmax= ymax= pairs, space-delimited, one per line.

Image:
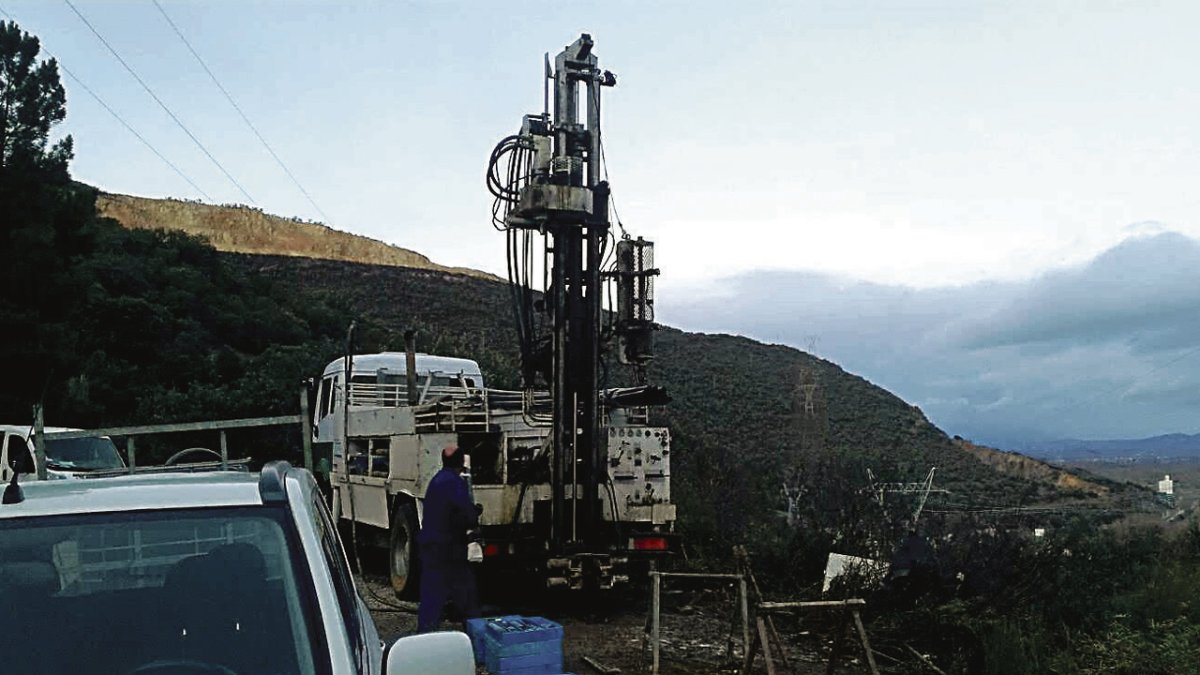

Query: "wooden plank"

xmin=765 ymin=615 xmax=790 ymax=672
xmin=905 ymin=644 xmax=947 ymax=675
xmin=737 ymin=545 xmax=791 ymax=672
xmin=739 ymin=576 xmax=750 ymax=666
xmin=852 ymin=611 xmax=879 ymax=675
xmin=649 ymin=571 xmax=744 ymax=580
xmin=739 ymin=620 xmax=760 ymax=675
xmin=582 ymin=655 xmax=621 ymax=674
xmin=825 ymin=610 xmax=849 ymax=675
xmin=40 ymin=414 xmax=303 ymax=439
xmin=757 ymin=616 xmax=777 ymax=675
xmin=760 ymin=599 xmax=867 ymax=611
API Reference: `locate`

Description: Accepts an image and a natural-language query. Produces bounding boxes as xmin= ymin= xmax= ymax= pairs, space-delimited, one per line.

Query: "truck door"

xmin=2 ymin=432 xmax=34 ymax=481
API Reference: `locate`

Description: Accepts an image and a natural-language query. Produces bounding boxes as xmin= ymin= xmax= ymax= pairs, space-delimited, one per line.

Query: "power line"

xmin=152 ymin=0 xmax=331 ymax=223
xmin=63 ymin=0 xmax=255 ymax=204
xmin=0 ymin=6 xmax=212 ymax=199
xmin=62 ymin=64 xmax=214 ymax=201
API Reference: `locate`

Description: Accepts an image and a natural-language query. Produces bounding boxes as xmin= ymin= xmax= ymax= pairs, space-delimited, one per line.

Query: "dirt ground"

xmin=359 ymin=572 xmax=873 ymax=674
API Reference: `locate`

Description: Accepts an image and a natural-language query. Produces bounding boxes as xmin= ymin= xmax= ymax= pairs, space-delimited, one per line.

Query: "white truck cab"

xmin=0 ymin=424 xmax=126 ymax=481
xmin=313 ymin=353 xmax=485 ymax=447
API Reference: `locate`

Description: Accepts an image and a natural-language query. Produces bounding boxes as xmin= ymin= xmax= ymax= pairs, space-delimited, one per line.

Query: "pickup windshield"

xmin=0 ymin=507 xmax=328 ymax=675
xmin=44 ymin=436 xmax=124 ymax=471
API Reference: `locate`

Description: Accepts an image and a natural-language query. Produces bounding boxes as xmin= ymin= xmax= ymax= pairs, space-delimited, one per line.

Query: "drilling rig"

xmin=319 ymin=34 xmax=676 ymax=594
xmin=487 ymin=32 xmax=667 ymax=571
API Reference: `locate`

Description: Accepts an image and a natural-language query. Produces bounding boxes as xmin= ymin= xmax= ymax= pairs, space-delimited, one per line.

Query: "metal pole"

xmin=219 ymin=430 xmax=228 ymax=470
xmin=551 ymin=237 xmax=568 ymax=548
xmin=127 ymin=437 xmax=136 ymax=474
xmin=344 ymin=320 xmax=356 ymax=472
xmin=571 ymin=392 xmax=578 ymax=543
xmin=404 ymin=330 xmax=418 ymax=406
xmin=300 ymin=383 xmax=313 ymax=471
xmin=32 ymin=404 xmax=47 ymax=481
xmin=651 ymin=571 xmax=661 ymax=674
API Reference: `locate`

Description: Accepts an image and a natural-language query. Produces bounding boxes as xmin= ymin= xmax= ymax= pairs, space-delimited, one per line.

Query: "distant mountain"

xmin=1017 ymin=433 xmax=1200 ymax=461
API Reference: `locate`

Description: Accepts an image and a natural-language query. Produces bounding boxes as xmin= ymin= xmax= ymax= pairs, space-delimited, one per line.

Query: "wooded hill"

xmin=227 ymin=252 xmax=1119 ymax=559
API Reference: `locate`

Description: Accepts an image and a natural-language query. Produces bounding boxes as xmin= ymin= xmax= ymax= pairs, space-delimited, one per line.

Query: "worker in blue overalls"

xmin=417 ymin=445 xmax=481 ymax=632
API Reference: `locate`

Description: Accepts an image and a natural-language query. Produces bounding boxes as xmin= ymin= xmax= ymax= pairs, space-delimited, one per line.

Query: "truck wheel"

xmin=389 ymin=502 xmax=420 ymax=599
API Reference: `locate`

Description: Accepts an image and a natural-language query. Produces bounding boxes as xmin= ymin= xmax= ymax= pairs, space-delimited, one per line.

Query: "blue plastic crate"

xmin=484 ymin=616 xmax=564 ymax=647
xmin=489 ymin=666 xmax=572 ymax=675
xmin=482 ymin=616 xmax=564 ymax=674
xmin=485 ymin=648 xmax=562 ymax=674
xmin=466 ymin=615 xmax=520 ymax=663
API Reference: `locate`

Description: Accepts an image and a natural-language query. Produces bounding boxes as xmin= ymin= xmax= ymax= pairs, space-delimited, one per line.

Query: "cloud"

xmin=662 ymin=232 xmax=1200 ymax=447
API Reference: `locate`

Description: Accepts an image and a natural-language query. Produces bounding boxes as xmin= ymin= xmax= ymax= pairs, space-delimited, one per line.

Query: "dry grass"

xmin=96 ymin=192 xmax=496 ymax=281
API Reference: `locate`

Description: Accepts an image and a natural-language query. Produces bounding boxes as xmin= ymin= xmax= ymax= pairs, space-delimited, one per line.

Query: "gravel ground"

xmin=358 ymin=572 xmax=872 ymax=674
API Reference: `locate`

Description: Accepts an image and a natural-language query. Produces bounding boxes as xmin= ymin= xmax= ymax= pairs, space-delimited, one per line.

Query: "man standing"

xmin=417 ymin=445 xmax=481 ymax=632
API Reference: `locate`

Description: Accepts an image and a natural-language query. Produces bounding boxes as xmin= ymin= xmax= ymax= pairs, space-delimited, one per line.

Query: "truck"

xmin=320 ymin=33 xmax=676 ymax=594
xmin=316 ymin=350 xmax=676 ymax=594
xmin=0 ymin=424 xmax=125 ymax=481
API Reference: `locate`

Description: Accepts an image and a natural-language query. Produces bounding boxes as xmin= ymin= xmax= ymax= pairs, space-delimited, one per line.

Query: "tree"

xmin=0 ymin=20 xmax=71 ymax=177
xmin=0 ymin=19 xmax=80 ymax=421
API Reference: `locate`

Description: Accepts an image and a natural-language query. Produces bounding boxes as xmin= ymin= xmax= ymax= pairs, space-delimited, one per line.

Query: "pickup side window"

xmin=5 ymin=434 xmax=33 ymax=474
xmin=318 ymin=377 xmax=334 ymax=420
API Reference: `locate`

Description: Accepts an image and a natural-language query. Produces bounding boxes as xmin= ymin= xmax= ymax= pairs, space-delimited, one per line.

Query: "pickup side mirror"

xmin=385 ymin=631 xmax=474 ymax=675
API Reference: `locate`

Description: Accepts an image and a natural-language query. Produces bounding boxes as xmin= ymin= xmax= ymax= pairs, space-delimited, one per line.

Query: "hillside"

xmin=96 ymin=192 xmax=494 ymax=281
xmin=230 ymin=255 xmax=1065 ymax=506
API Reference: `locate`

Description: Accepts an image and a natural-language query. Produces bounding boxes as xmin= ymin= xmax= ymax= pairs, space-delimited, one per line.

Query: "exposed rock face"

xmin=96 ymin=192 xmax=495 ymax=280
xmin=954 ymin=438 xmax=1110 ymax=495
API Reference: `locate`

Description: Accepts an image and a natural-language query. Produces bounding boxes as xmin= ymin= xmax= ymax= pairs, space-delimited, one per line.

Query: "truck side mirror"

xmin=385 ymin=631 xmax=474 ymax=675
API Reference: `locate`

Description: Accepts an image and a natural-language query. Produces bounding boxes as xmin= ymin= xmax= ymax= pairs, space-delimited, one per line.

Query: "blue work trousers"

xmin=416 ymin=543 xmax=480 ymax=632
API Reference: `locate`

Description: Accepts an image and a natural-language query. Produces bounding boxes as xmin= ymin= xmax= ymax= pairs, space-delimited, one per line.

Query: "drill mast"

xmin=488 ymin=34 xmax=655 ymax=553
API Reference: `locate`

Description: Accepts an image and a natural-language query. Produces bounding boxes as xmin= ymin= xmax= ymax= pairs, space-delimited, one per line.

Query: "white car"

xmin=0 ymin=461 xmax=473 ymax=675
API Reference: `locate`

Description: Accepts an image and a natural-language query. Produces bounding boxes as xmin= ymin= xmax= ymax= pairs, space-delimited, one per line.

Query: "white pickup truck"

xmin=0 ymin=461 xmax=473 ymax=674
xmin=0 ymin=424 xmax=126 ymax=481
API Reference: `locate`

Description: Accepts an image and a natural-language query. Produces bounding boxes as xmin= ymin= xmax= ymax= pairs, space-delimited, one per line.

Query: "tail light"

xmin=483 ymin=543 xmax=501 ymax=557
xmin=630 ymin=536 xmax=669 ymax=551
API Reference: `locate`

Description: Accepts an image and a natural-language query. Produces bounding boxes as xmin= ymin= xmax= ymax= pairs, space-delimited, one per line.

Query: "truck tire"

xmin=389 ymin=501 xmax=420 ymax=599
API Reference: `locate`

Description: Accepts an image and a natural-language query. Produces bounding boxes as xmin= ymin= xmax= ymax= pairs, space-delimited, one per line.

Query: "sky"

xmin=4 ymin=1 xmax=1200 ymax=445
